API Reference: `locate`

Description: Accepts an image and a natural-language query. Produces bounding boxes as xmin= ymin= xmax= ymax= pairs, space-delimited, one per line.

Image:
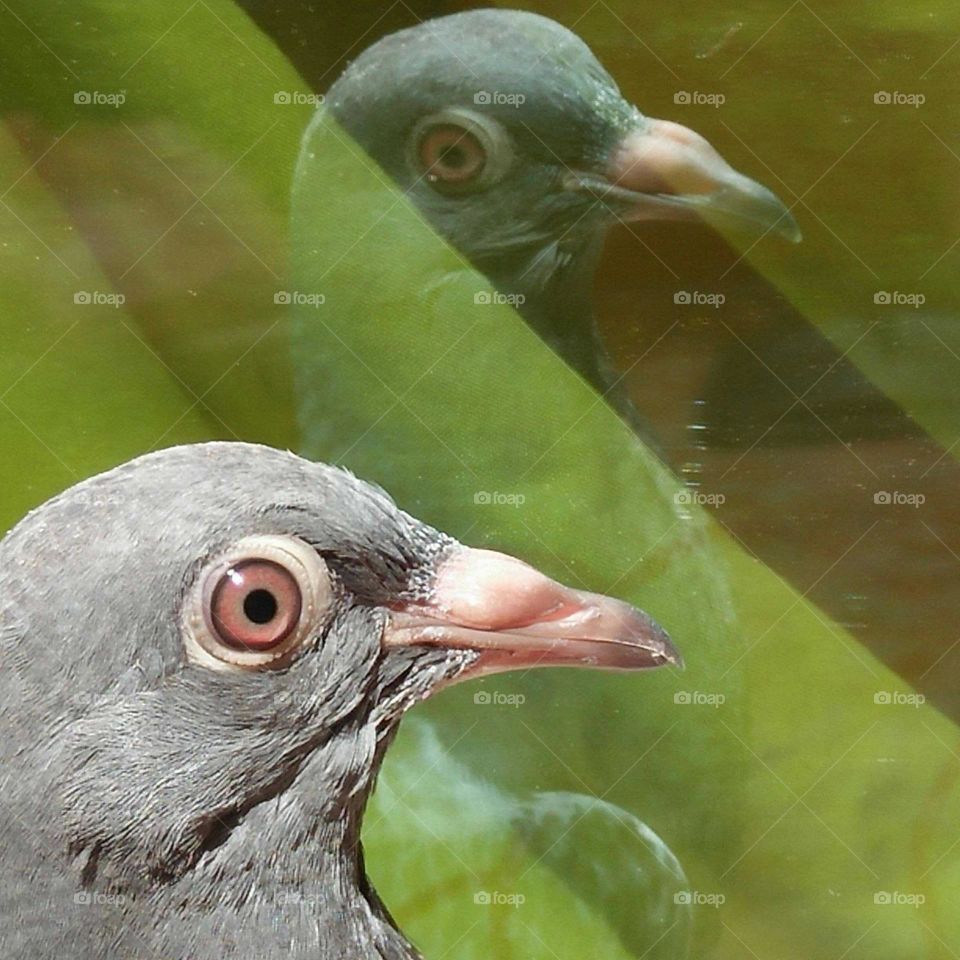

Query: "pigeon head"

xmin=0 ymin=442 xmax=677 ymax=959
xmin=325 ymin=8 xmax=799 ymax=364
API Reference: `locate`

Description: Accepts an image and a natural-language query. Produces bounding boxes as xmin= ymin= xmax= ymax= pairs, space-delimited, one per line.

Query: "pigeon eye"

xmin=411 ymin=109 xmax=513 ymax=193
xmin=183 ymin=536 xmax=333 ymax=670
xmin=209 ymin=560 xmax=301 ymax=652
xmin=419 ymin=125 xmax=486 ymax=184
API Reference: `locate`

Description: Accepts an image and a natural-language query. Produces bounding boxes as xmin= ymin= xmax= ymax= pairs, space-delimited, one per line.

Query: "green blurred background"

xmin=2 ymin=1 xmax=958 ymax=957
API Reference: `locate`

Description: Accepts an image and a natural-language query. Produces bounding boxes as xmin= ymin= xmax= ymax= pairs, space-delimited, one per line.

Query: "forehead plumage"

xmin=0 ymin=443 xmax=443 ymax=709
xmin=334 ymin=9 xmax=612 ymax=94
xmin=8 ymin=442 xmax=433 ymax=566
xmin=327 ymin=9 xmax=636 ymax=172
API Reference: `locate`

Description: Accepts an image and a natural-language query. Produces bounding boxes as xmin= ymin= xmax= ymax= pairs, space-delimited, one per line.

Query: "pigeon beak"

xmin=383 ymin=547 xmax=681 ymax=680
xmin=566 ymin=117 xmax=801 ymax=242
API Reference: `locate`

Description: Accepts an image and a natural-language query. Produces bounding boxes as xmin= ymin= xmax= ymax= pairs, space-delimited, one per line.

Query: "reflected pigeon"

xmin=324 ymin=8 xmax=799 ymax=408
xmin=371 ymin=718 xmax=693 ymax=959
xmin=0 ymin=442 xmax=678 ymax=959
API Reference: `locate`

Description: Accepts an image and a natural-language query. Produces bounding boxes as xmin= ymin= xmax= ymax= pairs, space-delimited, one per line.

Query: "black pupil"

xmin=244 ymin=589 xmax=278 ymax=625
xmin=439 ymin=143 xmax=466 ymax=169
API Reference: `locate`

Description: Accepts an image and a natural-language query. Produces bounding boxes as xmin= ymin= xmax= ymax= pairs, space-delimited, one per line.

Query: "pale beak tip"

xmin=651 ymin=629 xmax=684 ymax=670
xmin=665 ymin=642 xmax=685 ymax=670
xmin=778 ymin=211 xmax=803 ymax=244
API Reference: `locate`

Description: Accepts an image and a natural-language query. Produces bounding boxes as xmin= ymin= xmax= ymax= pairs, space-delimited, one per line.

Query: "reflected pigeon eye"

xmin=419 ymin=125 xmax=487 ymax=184
xmin=183 ymin=536 xmax=333 ymax=669
xmin=410 ymin=109 xmax=513 ymax=193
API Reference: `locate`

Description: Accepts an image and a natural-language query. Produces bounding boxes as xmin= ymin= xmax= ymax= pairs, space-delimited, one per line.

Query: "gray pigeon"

xmin=324 ymin=8 xmax=799 ymax=401
xmin=0 ymin=442 xmax=678 ymax=959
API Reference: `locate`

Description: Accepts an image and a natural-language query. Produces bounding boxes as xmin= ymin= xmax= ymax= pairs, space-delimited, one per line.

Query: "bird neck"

xmin=483 ymin=233 xmax=614 ymax=392
xmin=276 ymin=804 xmax=421 ymax=960
xmin=152 ymin=724 xmax=423 ymax=960
xmin=248 ymin=727 xmax=423 ymax=960
xmin=481 ymin=234 xmax=653 ymax=436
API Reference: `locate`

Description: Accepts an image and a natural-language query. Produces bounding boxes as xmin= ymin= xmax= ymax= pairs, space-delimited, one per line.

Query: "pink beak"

xmin=566 ymin=117 xmax=800 ymax=242
xmin=384 ymin=547 xmax=680 ymax=681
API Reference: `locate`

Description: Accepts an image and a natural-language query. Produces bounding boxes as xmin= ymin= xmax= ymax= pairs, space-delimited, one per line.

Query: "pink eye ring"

xmin=182 ymin=536 xmax=333 ymax=670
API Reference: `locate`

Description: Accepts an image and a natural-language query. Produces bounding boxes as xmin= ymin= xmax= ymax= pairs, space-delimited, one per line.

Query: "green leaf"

xmin=1 ymin=0 xmax=310 ymax=458
xmin=0 ymin=124 xmax=216 ymax=529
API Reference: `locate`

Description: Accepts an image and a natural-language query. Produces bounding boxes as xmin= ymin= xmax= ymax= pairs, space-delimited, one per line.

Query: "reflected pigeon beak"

xmin=566 ymin=117 xmax=801 ymax=242
xmin=384 ymin=547 xmax=681 ymax=680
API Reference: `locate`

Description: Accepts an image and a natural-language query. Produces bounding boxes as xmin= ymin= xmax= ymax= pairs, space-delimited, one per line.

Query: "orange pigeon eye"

xmin=410 ymin=109 xmax=513 ymax=193
xmin=418 ymin=124 xmax=487 ymax=184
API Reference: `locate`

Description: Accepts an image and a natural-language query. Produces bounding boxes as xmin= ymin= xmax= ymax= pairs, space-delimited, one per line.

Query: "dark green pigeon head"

xmin=324 ymin=8 xmax=799 ymax=369
xmin=0 ymin=442 xmax=677 ymax=959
